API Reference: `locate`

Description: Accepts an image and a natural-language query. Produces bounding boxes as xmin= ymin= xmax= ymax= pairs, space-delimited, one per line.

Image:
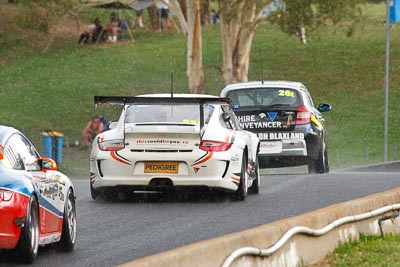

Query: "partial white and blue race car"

xmin=0 ymin=125 xmax=76 ymax=264
xmin=89 ymin=94 xmax=260 ymax=201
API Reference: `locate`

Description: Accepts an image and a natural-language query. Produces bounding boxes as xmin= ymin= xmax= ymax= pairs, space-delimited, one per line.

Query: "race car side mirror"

xmin=222 ymin=112 xmax=231 ymax=122
xmin=38 ymin=158 xmax=58 ymax=171
xmin=317 ymin=103 xmax=332 ymax=112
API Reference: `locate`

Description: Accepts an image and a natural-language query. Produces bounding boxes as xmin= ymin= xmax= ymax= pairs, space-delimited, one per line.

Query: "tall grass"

xmin=0 ymin=3 xmax=399 ymax=176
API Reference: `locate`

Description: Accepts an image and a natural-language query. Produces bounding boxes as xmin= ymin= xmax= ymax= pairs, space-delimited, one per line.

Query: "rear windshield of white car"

xmin=125 ymin=104 xmax=214 ymax=125
xmin=226 ymin=88 xmax=300 ymax=109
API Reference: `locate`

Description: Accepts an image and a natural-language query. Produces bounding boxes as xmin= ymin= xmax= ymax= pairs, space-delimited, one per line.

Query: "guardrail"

xmin=221 ymin=203 xmax=400 ymax=267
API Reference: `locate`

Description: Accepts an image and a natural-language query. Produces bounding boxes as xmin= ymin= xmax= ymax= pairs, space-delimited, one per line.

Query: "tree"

xmin=216 ymin=0 xmax=365 ymax=85
xmin=186 ymin=0 xmax=206 ymax=93
xmin=269 ymin=0 xmax=365 ymax=43
xmin=218 ymin=0 xmax=271 ymax=85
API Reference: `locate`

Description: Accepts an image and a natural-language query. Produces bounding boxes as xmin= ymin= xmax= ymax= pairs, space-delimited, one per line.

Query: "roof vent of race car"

xmin=296 ymin=105 xmax=311 ymax=125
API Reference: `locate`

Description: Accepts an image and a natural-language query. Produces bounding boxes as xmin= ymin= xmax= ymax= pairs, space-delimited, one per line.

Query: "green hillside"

xmin=0 ymin=3 xmax=399 ymax=177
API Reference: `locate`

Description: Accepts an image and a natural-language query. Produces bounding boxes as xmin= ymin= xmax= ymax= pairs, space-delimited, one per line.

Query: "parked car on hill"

xmin=220 ymin=81 xmax=332 ymax=173
xmin=0 ymin=125 xmax=76 ymax=263
xmin=89 ymin=94 xmax=260 ymax=201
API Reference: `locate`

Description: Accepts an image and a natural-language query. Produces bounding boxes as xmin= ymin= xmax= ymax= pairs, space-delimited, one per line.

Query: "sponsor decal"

xmin=259 ymin=113 xmax=267 ymax=120
xmin=39 ymin=233 xmax=62 ymax=245
xmin=257 ymin=132 xmax=305 ymax=141
xmin=237 ymin=114 xmax=282 ymax=129
xmin=135 ymin=139 xmax=189 ymax=145
xmin=237 ymin=115 xmax=256 ymax=123
xmin=182 ymin=119 xmax=198 ymax=124
xmin=267 ymin=112 xmax=277 ymax=121
xmin=36 ymin=179 xmax=65 ymax=202
xmin=230 ymin=153 xmax=240 ymax=166
xmin=0 ymin=144 xmax=3 ymax=160
xmin=261 ymin=142 xmax=279 ymax=149
xmin=260 ymin=141 xmax=282 ymax=153
xmin=54 ymin=175 xmax=65 ymax=185
xmin=240 ymin=121 xmax=282 ymax=129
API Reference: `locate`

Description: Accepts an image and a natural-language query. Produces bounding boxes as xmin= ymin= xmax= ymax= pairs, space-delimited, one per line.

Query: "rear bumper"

xmin=91 ymin=175 xmax=239 ymax=192
xmin=0 ymin=192 xmax=29 ymax=249
xmin=258 ymin=132 xmax=322 ymax=168
xmin=90 ymin=149 xmax=244 ymax=192
xmin=259 ymin=139 xmax=307 ymax=157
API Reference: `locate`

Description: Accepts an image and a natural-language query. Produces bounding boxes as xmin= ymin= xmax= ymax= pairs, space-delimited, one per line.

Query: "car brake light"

xmin=296 ymin=105 xmax=311 ymax=124
xmin=98 ymin=140 xmax=125 ymax=151
xmin=199 ymin=140 xmax=232 ymax=151
xmin=0 ymin=189 xmax=14 ymax=201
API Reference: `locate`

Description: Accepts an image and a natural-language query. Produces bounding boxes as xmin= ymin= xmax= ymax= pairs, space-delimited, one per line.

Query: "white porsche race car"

xmin=89 ymin=94 xmax=260 ymax=201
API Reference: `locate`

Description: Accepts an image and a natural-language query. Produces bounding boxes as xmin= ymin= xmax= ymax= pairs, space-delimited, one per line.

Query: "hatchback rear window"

xmin=227 ymin=88 xmax=300 ymax=109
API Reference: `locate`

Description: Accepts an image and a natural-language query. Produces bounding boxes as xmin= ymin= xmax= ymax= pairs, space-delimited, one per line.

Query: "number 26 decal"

xmin=278 ymin=90 xmax=295 ymax=97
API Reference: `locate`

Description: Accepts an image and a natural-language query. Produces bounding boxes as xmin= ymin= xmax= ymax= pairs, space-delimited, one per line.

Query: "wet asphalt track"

xmin=1 ymin=164 xmax=399 ymax=266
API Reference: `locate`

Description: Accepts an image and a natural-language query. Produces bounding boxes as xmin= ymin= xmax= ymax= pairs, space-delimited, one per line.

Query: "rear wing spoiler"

xmin=94 ymin=96 xmax=231 ymax=107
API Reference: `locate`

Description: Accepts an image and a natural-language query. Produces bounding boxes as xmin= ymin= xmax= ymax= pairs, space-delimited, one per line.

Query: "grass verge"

xmin=0 ymin=3 xmax=399 ymax=177
xmin=311 ymin=234 xmax=400 ymax=266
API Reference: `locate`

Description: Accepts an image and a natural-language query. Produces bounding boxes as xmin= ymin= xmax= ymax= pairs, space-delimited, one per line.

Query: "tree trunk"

xmin=220 ymin=19 xmax=240 ymax=84
xmin=235 ymin=2 xmax=258 ymax=82
xmin=186 ymin=0 xmax=206 ymax=94
xmin=200 ymin=0 xmax=211 ymax=26
xmin=148 ymin=5 xmax=159 ymax=30
xmin=171 ymin=0 xmax=188 ymax=34
xmin=236 ymin=25 xmax=256 ymax=82
xmin=218 ymin=0 xmax=272 ymax=85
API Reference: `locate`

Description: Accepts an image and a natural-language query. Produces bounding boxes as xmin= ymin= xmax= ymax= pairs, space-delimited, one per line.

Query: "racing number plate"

xmin=144 ymin=161 xmax=179 ymax=174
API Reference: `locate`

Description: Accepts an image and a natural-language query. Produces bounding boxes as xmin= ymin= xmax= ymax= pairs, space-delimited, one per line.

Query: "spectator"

xmin=104 ymin=12 xmax=131 ymax=42
xmin=104 ymin=12 xmax=119 ymax=42
xmin=135 ymin=9 xmax=145 ymax=29
xmin=156 ymin=0 xmax=172 ymax=30
xmin=81 ymin=115 xmax=104 ymax=147
xmin=77 ymin=18 xmax=104 ymax=46
xmin=211 ymin=9 xmax=220 ymax=24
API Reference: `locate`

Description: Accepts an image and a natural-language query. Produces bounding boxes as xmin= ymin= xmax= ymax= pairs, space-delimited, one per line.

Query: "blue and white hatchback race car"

xmin=89 ymin=94 xmax=260 ymax=201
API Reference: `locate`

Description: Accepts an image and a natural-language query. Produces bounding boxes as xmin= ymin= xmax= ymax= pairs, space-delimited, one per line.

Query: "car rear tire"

xmin=308 ymin=145 xmax=328 ymax=174
xmin=324 ymin=146 xmax=330 ymax=173
xmin=90 ymin=182 xmax=103 ymax=200
xmin=248 ymin=158 xmax=260 ymax=194
xmin=234 ymin=153 xmax=248 ymax=201
xmin=57 ymin=188 xmax=76 ymax=251
xmin=14 ymin=196 xmax=39 ymax=264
